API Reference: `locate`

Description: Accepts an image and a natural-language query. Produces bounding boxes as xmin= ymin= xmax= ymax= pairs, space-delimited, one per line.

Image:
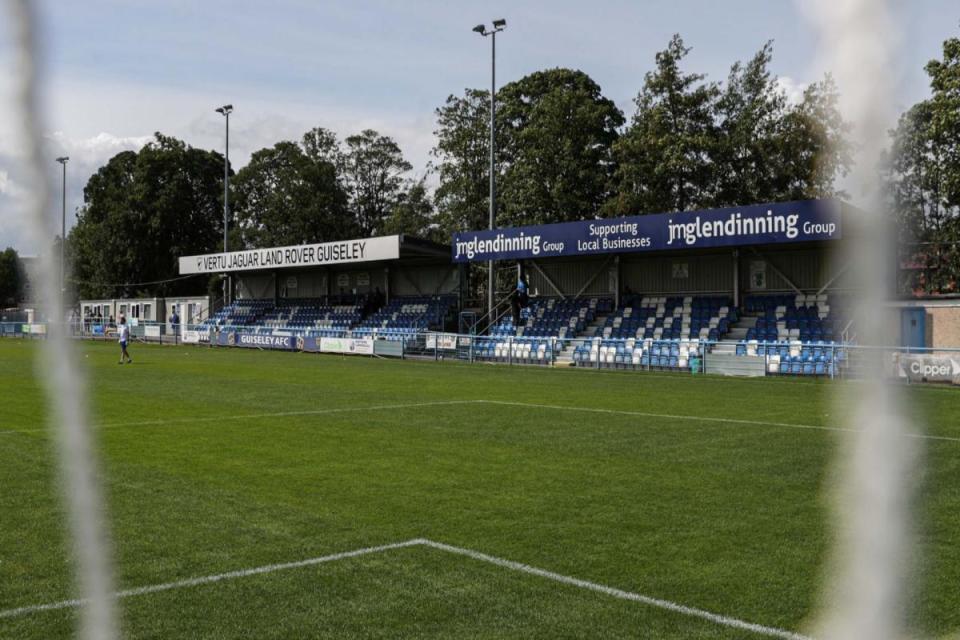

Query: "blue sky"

xmin=0 ymin=0 xmax=957 ymax=253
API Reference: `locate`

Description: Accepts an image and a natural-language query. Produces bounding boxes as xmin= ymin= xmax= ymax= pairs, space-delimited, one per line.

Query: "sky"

xmin=0 ymin=0 xmax=956 ymax=255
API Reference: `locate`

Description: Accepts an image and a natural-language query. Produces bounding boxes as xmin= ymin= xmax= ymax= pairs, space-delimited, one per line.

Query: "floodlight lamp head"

xmin=472 ymin=24 xmax=486 ymax=35
xmin=492 ymin=19 xmax=506 ymax=28
xmin=216 ymin=104 xmax=233 ymax=115
xmin=56 ymin=156 xmax=69 ymax=164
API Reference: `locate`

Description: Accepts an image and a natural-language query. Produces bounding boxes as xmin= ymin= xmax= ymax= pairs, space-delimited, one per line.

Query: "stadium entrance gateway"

xmin=452 ymin=199 xmax=849 ymax=309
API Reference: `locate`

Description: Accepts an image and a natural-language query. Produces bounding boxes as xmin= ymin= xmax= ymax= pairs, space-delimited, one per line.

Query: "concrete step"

xmin=711 ymin=340 xmax=740 ymax=355
xmin=726 ymin=327 xmax=749 ymax=340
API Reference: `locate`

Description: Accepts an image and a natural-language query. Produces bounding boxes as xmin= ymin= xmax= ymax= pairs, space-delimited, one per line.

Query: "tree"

xmin=432 ymin=71 xmax=622 ymax=233
xmin=232 ymin=132 xmax=353 ymax=248
xmin=608 ymin=35 xmax=719 ymax=215
xmin=69 ymin=134 xmax=226 ymax=299
xmin=0 ymin=247 xmax=22 ymax=306
xmin=431 ymin=88 xmax=501 ymax=235
xmin=496 ymin=68 xmax=624 ymax=226
xmin=886 ymin=32 xmax=960 ymax=294
xmin=712 ymin=41 xmax=790 ymax=206
xmin=776 ymin=75 xmax=852 ymax=201
xmin=608 ymin=36 xmax=851 ymax=216
xmin=381 ymin=178 xmax=437 ymax=240
xmin=341 ymin=129 xmax=413 ymax=236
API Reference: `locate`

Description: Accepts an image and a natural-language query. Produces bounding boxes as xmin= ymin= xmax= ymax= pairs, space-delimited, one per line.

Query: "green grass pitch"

xmin=1 ymin=339 xmax=958 ymax=638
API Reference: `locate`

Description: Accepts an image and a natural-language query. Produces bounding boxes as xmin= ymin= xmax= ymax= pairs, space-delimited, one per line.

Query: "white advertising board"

xmin=183 ymin=330 xmax=201 ymax=344
xmin=179 ymin=235 xmax=401 ymax=275
xmin=896 ymin=353 xmax=960 ymax=384
xmin=145 ymin=325 xmax=161 ymax=338
xmin=319 ymin=337 xmax=374 ymax=355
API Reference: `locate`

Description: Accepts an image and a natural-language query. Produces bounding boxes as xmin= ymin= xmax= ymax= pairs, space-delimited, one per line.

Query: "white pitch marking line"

xmin=0 ymin=538 xmax=810 ymax=639
xmin=0 ymin=400 xmax=485 ymax=436
xmin=476 ymin=399 xmax=960 ymax=444
xmin=419 ymin=539 xmax=812 ymax=640
xmin=0 ymin=539 xmax=424 ymax=620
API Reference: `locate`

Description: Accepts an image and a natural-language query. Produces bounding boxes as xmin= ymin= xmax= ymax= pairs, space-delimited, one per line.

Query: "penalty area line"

xmin=0 ymin=539 xmax=423 ymax=620
xmin=1 ymin=538 xmax=810 ymax=639
xmin=420 ymin=539 xmax=812 ymax=640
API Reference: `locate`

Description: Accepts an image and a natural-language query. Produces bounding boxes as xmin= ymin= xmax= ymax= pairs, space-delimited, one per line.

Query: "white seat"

xmin=768 ymin=354 xmax=781 ymax=373
xmin=789 ymin=340 xmax=802 ymax=358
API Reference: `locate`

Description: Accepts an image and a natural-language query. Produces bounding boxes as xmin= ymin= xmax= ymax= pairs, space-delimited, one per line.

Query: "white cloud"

xmin=0 ymin=74 xmax=440 ymax=253
xmin=0 ymin=169 xmax=22 ymax=197
xmin=776 ymin=76 xmax=808 ymax=105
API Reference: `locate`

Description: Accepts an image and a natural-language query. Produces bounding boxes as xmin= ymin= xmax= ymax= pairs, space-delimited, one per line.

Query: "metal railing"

xmin=7 ymin=321 xmax=959 ymax=386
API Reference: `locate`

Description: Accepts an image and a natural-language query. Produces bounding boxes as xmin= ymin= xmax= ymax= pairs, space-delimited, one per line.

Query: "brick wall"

xmin=927 ymin=306 xmax=960 ymax=349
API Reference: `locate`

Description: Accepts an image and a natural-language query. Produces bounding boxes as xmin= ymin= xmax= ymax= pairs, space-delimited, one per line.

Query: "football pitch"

xmin=1 ymin=340 xmax=958 ymax=639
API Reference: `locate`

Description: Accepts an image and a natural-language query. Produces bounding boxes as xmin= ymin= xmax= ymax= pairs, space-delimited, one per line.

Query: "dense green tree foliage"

xmin=0 ymin=247 xmax=23 ymax=306
xmin=608 ymin=35 xmax=850 ymax=216
xmin=233 ymin=132 xmax=353 ymax=248
xmin=886 ymin=33 xmax=960 ymax=294
xmin=381 ymin=178 xmax=438 ymax=240
xmin=497 ymin=69 xmax=624 ymax=226
xmin=68 ymin=134 xmax=225 ymax=299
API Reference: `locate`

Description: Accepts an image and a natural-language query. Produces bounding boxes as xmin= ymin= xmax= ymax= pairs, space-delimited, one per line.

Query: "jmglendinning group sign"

xmin=452 ymin=200 xmax=841 ymax=263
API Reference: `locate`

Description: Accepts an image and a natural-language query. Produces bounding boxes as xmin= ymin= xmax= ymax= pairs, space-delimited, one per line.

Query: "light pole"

xmin=473 ymin=19 xmax=506 ymax=321
xmin=56 ymin=156 xmax=69 ymax=313
xmin=215 ymin=104 xmax=233 ymax=306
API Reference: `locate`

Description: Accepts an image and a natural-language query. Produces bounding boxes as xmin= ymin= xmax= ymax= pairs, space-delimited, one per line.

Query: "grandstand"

xmin=353 ymin=295 xmax=457 ymax=340
xmin=205 ymin=295 xmax=455 ymax=340
xmin=174 ymin=200 xmax=867 ymax=377
xmin=452 ymin=200 xmax=855 ymax=376
xmin=720 ymin=292 xmax=852 ymax=376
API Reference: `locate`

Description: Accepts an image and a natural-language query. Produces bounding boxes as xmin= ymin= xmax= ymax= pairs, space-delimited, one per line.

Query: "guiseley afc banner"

xmin=452 ymin=200 xmax=841 ymax=263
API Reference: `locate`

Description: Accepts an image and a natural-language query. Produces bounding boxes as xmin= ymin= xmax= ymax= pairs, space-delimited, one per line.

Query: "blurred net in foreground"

xmin=5 ymin=2 xmax=119 ymax=640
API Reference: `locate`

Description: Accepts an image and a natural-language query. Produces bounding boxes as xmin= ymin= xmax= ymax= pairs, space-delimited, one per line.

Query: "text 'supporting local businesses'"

xmin=452 ymin=200 xmax=841 ymax=262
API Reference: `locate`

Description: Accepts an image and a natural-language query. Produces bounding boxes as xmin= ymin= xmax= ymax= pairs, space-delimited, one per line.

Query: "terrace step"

xmin=710 ymin=339 xmax=740 ymax=355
